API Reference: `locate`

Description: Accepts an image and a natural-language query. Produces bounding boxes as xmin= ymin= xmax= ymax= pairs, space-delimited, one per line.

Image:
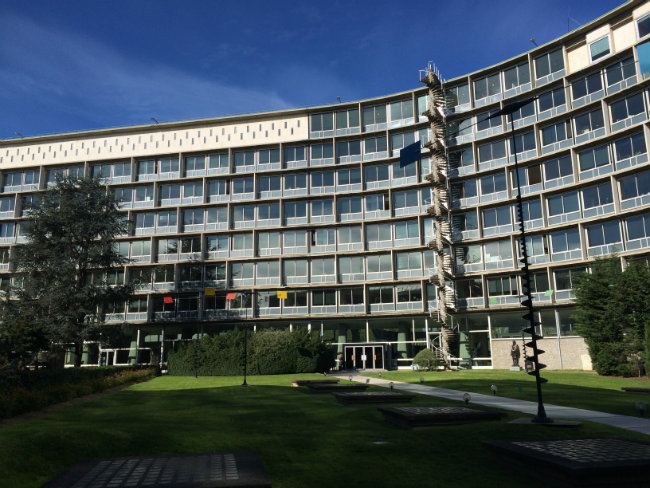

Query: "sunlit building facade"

xmin=0 ymin=0 xmax=648 ymax=369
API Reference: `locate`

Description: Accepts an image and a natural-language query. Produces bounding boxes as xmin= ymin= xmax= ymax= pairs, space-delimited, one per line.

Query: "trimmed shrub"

xmin=412 ymin=348 xmax=439 ymax=371
xmin=167 ymin=329 xmax=335 ymax=376
xmin=0 ymin=366 xmax=156 ymax=419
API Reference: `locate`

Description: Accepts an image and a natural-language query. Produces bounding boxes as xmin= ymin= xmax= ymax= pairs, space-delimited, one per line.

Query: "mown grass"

xmin=365 ymin=370 xmax=650 ymax=417
xmin=0 ymin=374 xmax=647 ymax=488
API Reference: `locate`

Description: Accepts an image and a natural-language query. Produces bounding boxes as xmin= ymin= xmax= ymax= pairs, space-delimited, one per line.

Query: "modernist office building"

xmin=0 ymin=1 xmax=649 ymax=369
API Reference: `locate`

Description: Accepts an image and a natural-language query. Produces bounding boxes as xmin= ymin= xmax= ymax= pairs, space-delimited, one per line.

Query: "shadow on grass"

xmin=1 ymin=380 xmax=648 ymax=488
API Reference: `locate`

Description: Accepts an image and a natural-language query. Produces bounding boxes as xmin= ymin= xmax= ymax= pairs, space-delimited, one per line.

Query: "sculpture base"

xmin=509 ymin=366 xmax=521 ymax=371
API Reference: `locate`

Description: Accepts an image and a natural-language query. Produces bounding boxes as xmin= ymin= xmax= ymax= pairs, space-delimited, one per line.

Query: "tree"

xmin=11 ymin=177 xmax=132 ymax=367
xmin=573 ymin=256 xmax=650 ymax=376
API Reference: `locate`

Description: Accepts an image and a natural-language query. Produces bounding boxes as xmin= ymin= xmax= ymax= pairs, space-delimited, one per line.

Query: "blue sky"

xmin=0 ymin=0 xmax=624 ymax=139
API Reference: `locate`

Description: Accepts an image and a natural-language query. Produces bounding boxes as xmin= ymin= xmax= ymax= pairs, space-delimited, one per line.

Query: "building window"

xmin=478 ymin=140 xmax=506 ymax=164
xmin=510 ymin=99 xmax=535 ymax=121
xmin=391 ymin=131 xmax=416 ymax=153
xmin=586 ymin=221 xmax=621 ymax=248
xmin=338 ymin=256 xmax=364 ymax=281
xmin=538 ymin=87 xmax=566 ymax=112
xmin=258 ymin=148 xmax=280 ymax=165
xmin=605 ymin=57 xmax=636 ymax=87
xmin=504 ymin=62 xmax=530 ymax=89
xmin=284 ymin=173 xmax=308 ymax=191
xmin=509 ymin=132 xmax=536 ymax=154
xmin=473 ymin=73 xmax=501 ymax=100
xmin=336 ymin=140 xmax=361 ymax=160
xmin=208 ymin=153 xmax=229 ymax=170
xmin=476 ymin=110 xmax=501 ymax=131
xmin=625 ymin=214 xmax=650 ymax=241
xmin=362 ymin=104 xmax=387 ymax=127
xmin=589 ymin=36 xmax=610 ymax=62
xmin=534 ymin=49 xmax=564 ymax=79
xmin=311 ymin=143 xmax=334 ymax=160
xmin=368 ymin=286 xmax=394 ymax=304
xmin=513 ymin=164 xmax=542 ymax=187
xmin=232 ymin=233 xmax=253 ymax=251
xmin=620 ymin=171 xmax=650 ymax=200
xmin=446 ymin=84 xmax=470 ymax=107
xmin=310 ymin=113 xmax=333 ymax=132
xmin=258 ymin=175 xmax=281 ymax=194
xmin=482 ymin=205 xmax=511 ymax=229
xmin=554 ymin=267 xmax=587 ymax=291
xmin=541 ymin=120 xmax=572 ymax=146
xmin=638 ymin=14 xmax=650 ymax=38
xmin=451 ymin=179 xmax=478 ymax=199
xmin=543 ymin=155 xmax=572 ymax=183
xmin=207 ymin=235 xmax=229 ymax=253
xmin=340 ymin=287 xmax=364 ymax=305
xmin=582 ymin=182 xmax=613 ymax=209
xmin=185 ymin=155 xmax=205 ymax=174
xmin=337 ymin=167 xmax=361 ymax=186
xmin=285 ymin=290 xmax=308 ymax=307
xmin=574 ymin=108 xmax=604 ymax=135
xmin=257 ymin=232 xmax=279 ymax=253
xmin=548 ymin=191 xmax=579 ymax=216
xmin=484 ymin=239 xmax=512 ymax=263
xmin=572 ymin=72 xmax=602 ymax=100
xmin=232 ymin=262 xmax=254 ymax=280
xmin=366 ymin=223 xmax=392 ymax=247
xmin=312 ymin=289 xmax=336 ymax=307
xmin=487 ymin=275 xmax=518 ymax=296
xmin=182 ymin=208 xmax=203 ymax=226
xmin=614 ymin=132 xmax=647 ymax=162
xmin=456 ymin=244 xmax=482 ymax=266
xmin=257 ymin=203 xmax=279 ymax=221
xmin=283 ymin=259 xmax=308 ymax=281
xmin=232 ymin=177 xmax=254 ymax=195
xmin=456 ymin=279 xmax=483 ymax=299
xmin=578 ymin=144 xmax=609 ymax=172
xmin=393 ymin=190 xmax=419 ymax=211
xmin=610 ymin=92 xmax=645 ymax=123
xmin=521 ymin=199 xmax=543 ymax=222
xmin=337 ymin=197 xmax=363 ymax=218
xmin=520 ymin=234 xmax=548 ymax=258
xmin=313 ymin=228 xmax=335 ymax=246
xmin=311 ymin=199 xmax=334 ymax=217
xmin=397 ymin=284 xmax=422 ymax=303
xmin=283 ymin=230 xmax=307 ymax=250
xmin=337 ymin=225 xmax=362 ymax=245
xmin=448 ymin=117 xmax=473 ymax=138
xmin=452 ymin=211 xmax=479 ymax=232
xmin=394 ymin=220 xmax=419 ymax=241
xmin=396 ymin=251 xmax=422 ymax=271
xmin=480 ymin=172 xmax=507 ymax=195
xmin=389 ymin=99 xmax=413 ymax=121
xmin=367 ymin=254 xmax=392 ymax=274
xmin=312 ymin=258 xmax=335 ymax=279
xmin=311 ymin=170 xmax=335 ymax=190
xmin=336 ymin=108 xmax=360 ymax=129
xmin=284 ymin=146 xmax=305 ymax=163
xmin=448 ymin=148 xmax=474 ymax=170
xmin=364 ymin=136 xmax=387 ymax=155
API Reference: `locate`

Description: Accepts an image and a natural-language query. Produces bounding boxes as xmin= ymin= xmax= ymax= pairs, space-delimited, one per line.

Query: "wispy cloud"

xmin=0 ymin=13 xmax=292 ymax=132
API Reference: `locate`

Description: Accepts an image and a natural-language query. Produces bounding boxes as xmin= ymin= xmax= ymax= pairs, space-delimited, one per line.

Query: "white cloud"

xmin=0 ymin=13 xmax=292 ymax=130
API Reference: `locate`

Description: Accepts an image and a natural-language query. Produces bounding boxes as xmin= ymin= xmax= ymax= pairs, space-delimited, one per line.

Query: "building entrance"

xmin=344 ymin=344 xmax=384 ymax=370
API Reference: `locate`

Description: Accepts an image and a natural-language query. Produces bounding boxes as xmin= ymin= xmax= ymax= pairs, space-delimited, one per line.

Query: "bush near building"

xmin=0 ymin=366 xmax=156 ymax=419
xmin=412 ymin=348 xmax=440 ymax=371
xmin=167 ymin=329 xmax=335 ymax=376
xmin=574 ymin=257 xmax=650 ymax=376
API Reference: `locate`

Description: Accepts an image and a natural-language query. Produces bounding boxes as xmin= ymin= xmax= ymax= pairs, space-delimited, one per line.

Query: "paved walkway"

xmin=333 ymin=373 xmax=650 ymax=436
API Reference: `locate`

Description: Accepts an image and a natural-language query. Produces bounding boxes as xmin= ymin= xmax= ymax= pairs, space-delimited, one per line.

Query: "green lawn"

xmin=0 ymin=374 xmax=648 ymax=488
xmin=365 ymin=370 xmax=650 ymax=417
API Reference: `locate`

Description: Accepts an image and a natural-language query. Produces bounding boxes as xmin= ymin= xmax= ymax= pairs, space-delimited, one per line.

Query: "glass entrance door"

xmin=344 ymin=345 xmax=384 ymax=369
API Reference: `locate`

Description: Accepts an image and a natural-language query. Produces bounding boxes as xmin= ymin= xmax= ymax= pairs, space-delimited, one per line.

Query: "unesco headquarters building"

xmin=0 ymin=1 xmax=649 ymax=370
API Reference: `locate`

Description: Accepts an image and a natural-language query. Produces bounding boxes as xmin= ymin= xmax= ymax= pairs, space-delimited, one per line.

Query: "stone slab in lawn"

xmin=333 ymin=392 xmax=415 ymax=405
xmin=621 ymin=386 xmax=650 ymax=394
xmin=305 ymin=383 xmax=368 ymax=393
xmin=292 ymin=378 xmax=339 ymax=387
xmin=43 ymin=451 xmax=271 ymax=488
xmin=484 ymin=438 xmax=650 ymax=488
xmin=378 ymin=406 xmax=504 ymax=428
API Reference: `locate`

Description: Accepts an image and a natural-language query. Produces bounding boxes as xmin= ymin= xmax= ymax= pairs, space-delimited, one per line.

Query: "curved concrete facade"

xmin=1 ymin=0 xmax=648 ymax=369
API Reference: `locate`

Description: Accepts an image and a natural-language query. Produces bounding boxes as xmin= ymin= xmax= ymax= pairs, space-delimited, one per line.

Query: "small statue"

xmin=510 ymin=340 xmax=521 ymax=367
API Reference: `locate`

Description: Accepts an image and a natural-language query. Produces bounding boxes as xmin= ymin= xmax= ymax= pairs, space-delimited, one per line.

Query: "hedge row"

xmin=167 ymin=329 xmax=335 ymax=376
xmin=0 ymin=366 xmax=156 ymax=419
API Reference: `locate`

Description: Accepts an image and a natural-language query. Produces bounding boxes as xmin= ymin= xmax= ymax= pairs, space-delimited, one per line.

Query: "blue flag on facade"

xmin=399 ymin=140 xmax=421 ymax=167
